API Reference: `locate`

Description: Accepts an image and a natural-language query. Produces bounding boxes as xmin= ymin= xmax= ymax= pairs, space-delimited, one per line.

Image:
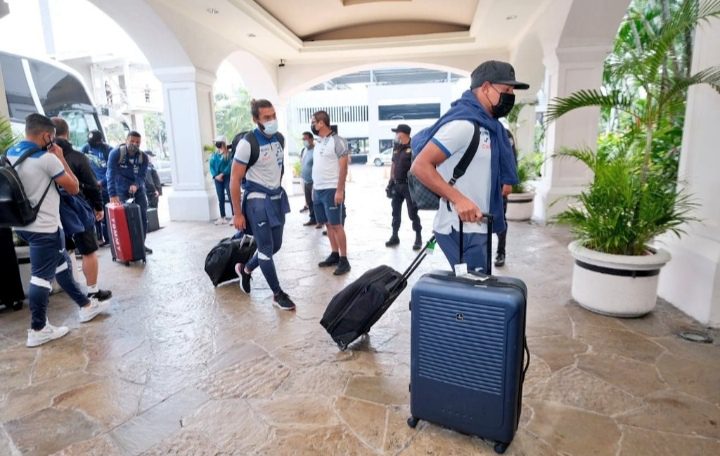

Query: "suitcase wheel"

xmin=494 ymin=442 xmax=508 ymax=454
xmin=12 ymin=301 xmax=23 ymax=311
xmin=124 ymin=262 xmax=130 ymax=267
xmin=339 ymin=343 xmax=348 ymax=352
xmin=407 ymin=417 xmax=419 ymax=428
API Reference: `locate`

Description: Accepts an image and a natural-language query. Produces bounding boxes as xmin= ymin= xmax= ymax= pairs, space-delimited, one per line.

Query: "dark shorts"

xmin=65 ymin=227 xmax=99 ymax=255
xmin=313 ymin=188 xmax=346 ymax=226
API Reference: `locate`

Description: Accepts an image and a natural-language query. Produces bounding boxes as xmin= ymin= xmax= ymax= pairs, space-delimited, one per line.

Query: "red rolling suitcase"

xmin=106 ymin=202 xmax=146 ymax=265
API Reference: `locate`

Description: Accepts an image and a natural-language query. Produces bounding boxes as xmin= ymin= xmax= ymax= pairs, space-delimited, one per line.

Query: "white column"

xmin=534 ymin=46 xmax=608 ymax=221
xmin=155 ymin=66 xmax=219 ymax=221
xmin=513 ymin=104 xmax=536 ymax=158
xmin=659 ymin=15 xmax=720 ymax=327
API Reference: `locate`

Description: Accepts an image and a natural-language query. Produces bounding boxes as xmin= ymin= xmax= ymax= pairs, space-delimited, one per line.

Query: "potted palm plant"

xmin=505 ymin=154 xmax=538 ymax=221
xmin=546 ymin=0 xmax=719 ymax=317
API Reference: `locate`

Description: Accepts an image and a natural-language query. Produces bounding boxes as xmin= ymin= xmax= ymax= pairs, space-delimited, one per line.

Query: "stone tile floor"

xmin=1 ymin=166 xmax=719 ymax=455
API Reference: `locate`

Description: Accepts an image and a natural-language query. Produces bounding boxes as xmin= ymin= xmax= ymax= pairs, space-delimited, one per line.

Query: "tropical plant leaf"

xmin=0 ymin=116 xmax=18 ymax=156
xmin=546 ymin=90 xmax=635 ymax=124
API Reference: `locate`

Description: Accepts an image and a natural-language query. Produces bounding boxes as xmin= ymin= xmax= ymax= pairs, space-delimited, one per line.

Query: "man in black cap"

xmin=385 ymin=123 xmax=422 ymax=250
xmin=410 ymin=60 xmax=527 ymax=273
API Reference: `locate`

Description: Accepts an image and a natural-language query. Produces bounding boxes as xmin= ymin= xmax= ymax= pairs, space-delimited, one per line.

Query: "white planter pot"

xmin=506 ymin=192 xmax=534 ymax=221
xmin=568 ymin=241 xmax=671 ymax=317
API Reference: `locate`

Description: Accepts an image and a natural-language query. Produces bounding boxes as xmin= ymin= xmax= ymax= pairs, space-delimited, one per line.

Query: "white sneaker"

xmin=214 ymin=218 xmax=225 ymax=225
xmin=26 ymin=322 xmax=70 ymax=347
xmin=78 ymin=298 xmax=111 ymax=323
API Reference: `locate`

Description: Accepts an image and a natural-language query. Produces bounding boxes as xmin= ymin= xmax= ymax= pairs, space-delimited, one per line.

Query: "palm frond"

xmin=0 ymin=116 xmax=18 ymax=156
xmin=661 ymin=66 xmax=720 ymax=104
xmin=642 ymin=0 xmax=720 ymax=84
xmin=545 ymin=90 xmax=635 ymax=124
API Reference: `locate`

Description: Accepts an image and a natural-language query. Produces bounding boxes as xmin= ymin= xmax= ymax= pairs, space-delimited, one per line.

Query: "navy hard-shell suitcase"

xmin=407 ymin=217 xmax=529 ymax=454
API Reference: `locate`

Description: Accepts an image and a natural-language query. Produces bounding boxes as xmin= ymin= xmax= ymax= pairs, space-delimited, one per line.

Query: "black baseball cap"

xmin=88 ymin=130 xmax=104 ymax=143
xmin=391 ymin=124 xmax=411 ymax=135
xmin=470 ymin=60 xmax=529 ymax=90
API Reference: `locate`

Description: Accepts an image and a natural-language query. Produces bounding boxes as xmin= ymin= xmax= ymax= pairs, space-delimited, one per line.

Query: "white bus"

xmin=0 ymin=50 xmax=104 ymax=149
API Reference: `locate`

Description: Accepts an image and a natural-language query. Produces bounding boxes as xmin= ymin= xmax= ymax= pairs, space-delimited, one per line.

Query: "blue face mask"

xmin=261 ymin=119 xmax=278 ymax=135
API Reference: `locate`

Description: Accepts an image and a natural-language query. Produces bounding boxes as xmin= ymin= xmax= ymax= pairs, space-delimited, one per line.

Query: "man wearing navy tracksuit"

xmin=230 ymin=99 xmax=295 ymax=311
xmin=82 ymin=130 xmax=112 ymax=245
xmin=106 ymin=130 xmax=152 ymax=254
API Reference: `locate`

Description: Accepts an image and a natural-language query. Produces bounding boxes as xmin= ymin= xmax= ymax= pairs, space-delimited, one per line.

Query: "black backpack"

xmin=0 ymin=145 xmax=53 ymax=228
xmin=230 ymin=130 xmax=285 ymax=176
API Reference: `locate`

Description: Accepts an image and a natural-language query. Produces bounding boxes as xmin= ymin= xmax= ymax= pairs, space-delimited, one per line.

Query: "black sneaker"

xmin=385 ymin=235 xmax=400 ymax=247
xmin=235 ymin=263 xmax=252 ymax=294
xmin=333 ymin=257 xmax=351 ymax=276
xmin=303 ymin=219 xmax=317 ymax=226
xmin=318 ymin=252 xmax=339 ymax=268
xmin=273 ymin=291 xmax=296 ymax=311
xmin=87 ymin=289 xmax=112 ymax=301
xmin=494 ymin=253 xmax=506 ymax=268
xmin=412 ymin=237 xmax=422 ymax=251
xmin=144 ymin=246 xmax=153 ymax=255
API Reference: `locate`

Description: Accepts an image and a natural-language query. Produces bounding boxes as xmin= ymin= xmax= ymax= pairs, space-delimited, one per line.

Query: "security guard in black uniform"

xmin=385 ymin=124 xmax=422 ymax=250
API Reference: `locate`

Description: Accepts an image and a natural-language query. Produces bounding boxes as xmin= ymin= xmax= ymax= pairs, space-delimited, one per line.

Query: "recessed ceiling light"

xmin=207 ymin=8 xmax=219 ymax=14
xmin=506 ymin=14 xmax=518 ymax=20
xmin=247 ymin=33 xmax=256 ymax=38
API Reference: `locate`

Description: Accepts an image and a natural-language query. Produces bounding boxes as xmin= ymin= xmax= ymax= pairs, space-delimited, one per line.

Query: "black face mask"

xmin=490 ymin=90 xmax=515 ymax=119
xmin=43 ymin=135 xmax=54 ymax=151
xmin=310 ymin=125 xmax=319 ymax=136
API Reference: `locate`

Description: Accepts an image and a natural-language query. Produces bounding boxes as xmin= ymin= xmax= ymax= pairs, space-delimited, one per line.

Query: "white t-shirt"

xmin=7 ymin=143 xmax=64 ymax=233
xmin=311 ymin=134 xmax=349 ymax=190
xmin=431 ymin=120 xmax=492 ymax=234
xmin=233 ymin=133 xmax=283 ymax=199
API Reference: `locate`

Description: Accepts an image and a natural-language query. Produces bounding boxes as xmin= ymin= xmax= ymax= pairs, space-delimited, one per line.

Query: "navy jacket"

xmin=106 ymin=145 xmax=148 ymax=197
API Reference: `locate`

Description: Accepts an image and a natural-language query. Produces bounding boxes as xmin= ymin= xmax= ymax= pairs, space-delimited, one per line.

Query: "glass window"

xmin=379 ymin=139 xmax=393 ymax=152
xmin=0 ymin=53 xmax=36 ymax=121
xmin=27 ymin=59 xmax=92 ymax=116
xmin=378 ymin=103 xmax=440 ymax=121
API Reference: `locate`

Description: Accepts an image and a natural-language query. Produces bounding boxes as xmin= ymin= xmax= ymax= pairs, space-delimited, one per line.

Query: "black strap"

xmin=10 ymin=144 xmax=42 ymax=169
xmin=245 ymin=131 xmax=285 ymax=176
xmin=8 ymin=145 xmax=54 ymax=212
xmin=448 ymin=123 xmax=480 ymax=185
xmin=444 ymin=123 xmax=480 ymax=211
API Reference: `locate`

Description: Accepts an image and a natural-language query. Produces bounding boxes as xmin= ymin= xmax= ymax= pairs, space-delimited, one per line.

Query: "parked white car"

xmin=368 ymin=148 xmax=393 ymax=166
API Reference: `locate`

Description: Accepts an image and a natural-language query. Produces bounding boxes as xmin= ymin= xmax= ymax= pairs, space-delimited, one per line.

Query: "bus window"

xmin=0 ymin=53 xmax=36 ymax=121
xmin=28 ymin=59 xmax=93 ymax=116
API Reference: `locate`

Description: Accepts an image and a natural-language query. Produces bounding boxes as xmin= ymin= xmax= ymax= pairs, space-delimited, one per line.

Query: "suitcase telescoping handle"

xmin=458 ymin=213 xmax=493 ymax=275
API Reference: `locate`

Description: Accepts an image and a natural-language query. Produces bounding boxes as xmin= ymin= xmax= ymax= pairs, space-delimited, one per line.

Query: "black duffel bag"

xmin=204 ymin=234 xmax=256 ymax=287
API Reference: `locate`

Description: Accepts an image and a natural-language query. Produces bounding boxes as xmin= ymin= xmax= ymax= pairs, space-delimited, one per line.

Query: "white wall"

xmin=287 ymin=80 xmax=467 ymax=157
xmin=659 ymin=14 xmax=720 ymax=327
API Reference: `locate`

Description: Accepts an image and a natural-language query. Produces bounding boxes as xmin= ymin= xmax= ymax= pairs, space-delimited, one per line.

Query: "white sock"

xmin=87 ymin=284 xmax=98 ymax=293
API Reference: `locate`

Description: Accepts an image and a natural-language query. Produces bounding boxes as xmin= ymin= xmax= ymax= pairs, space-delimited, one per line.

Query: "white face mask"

xmin=262 ymin=119 xmax=278 ymax=135
xmin=393 ymin=134 xmax=402 ymax=144
xmin=302 ymin=140 xmax=310 ymax=148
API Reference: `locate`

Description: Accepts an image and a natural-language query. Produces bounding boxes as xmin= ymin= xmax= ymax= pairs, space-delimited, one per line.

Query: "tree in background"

xmin=143 ymin=113 xmax=168 ymax=159
xmin=214 ymin=87 xmax=254 ymax=143
xmin=597 ymin=0 xmax=718 ymax=182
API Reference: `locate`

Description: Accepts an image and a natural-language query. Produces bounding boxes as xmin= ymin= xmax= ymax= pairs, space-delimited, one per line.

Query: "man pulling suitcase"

xmin=410 ymin=60 xmax=528 ymax=272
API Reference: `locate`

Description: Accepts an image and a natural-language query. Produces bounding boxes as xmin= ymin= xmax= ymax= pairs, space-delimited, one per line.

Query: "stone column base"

xmin=532 ymin=180 xmax=585 ymax=224
xmin=168 ymin=189 xmax=219 ymax=222
xmin=658 ymin=231 xmax=720 ymax=327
